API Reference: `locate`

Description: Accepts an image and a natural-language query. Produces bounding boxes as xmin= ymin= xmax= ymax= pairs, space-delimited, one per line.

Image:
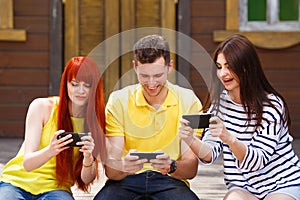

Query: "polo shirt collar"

xmin=135 ymin=81 xmax=177 ymax=107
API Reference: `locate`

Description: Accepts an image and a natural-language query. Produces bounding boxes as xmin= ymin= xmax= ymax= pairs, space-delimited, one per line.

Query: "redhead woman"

xmin=0 ymin=56 xmax=106 ymax=199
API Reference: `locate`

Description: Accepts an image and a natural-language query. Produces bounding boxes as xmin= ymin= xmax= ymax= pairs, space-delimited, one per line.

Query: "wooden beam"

xmin=64 ymin=0 xmax=79 ymax=64
xmin=214 ymin=30 xmax=300 ymax=49
xmin=161 ymin=0 xmax=176 ymax=83
xmin=226 ymin=0 xmax=239 ymax=30
xmin=120 ymin=0 xmax=136 ymax=87
xmin=104 ymin=0 xmax=120 ymax=100
xmin=0 ymin=29 xmax=26 ymax=41
xmin=177 ymin=0 xmax=191 ymax=87
xmin=49 ymin=0 xmax=63 ymax=95
xmin=0 ymin=0 xmax=13 ymax=28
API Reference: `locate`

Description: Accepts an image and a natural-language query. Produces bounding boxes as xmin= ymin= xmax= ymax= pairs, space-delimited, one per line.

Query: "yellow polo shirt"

xmin=105 ymin=82 xmax=203 ymax=172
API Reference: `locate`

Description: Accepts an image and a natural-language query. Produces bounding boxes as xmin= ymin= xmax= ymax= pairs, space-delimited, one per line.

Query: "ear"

xmin=133 ymin=60 xmax=137 ymax=72
xmin=168 ymin=60 xmax=174 ymax=73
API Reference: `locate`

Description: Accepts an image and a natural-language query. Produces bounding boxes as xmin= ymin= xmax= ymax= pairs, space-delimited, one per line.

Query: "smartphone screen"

xmin=57 ymin=132 xmax=88 ymax=147
xmin=182 ymin=113 xmax=212 ymax=129
xmin=130 ymin=152 xmax=163 ymax=162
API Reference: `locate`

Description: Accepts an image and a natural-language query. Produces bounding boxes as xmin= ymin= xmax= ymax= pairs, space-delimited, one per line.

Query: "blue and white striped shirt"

xmin=202 ymin=90 xmax=300 ymax=199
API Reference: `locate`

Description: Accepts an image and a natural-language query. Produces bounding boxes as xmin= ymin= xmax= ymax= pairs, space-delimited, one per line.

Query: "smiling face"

xmin=67 ymin=78 xmax=91 ymax=107
xmin=135 ymin=57 xmax=171 ymax=104
xmin=216 ymin=53 xmax=241 ymax=102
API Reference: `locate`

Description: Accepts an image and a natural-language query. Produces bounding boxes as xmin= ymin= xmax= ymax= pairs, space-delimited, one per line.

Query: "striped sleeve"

xmin=238 ymin=96 xmax=284 ymax=171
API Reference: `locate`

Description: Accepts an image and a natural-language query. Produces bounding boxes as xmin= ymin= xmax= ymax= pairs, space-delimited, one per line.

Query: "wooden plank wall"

xmin=190 ymin=0 xmax=300 ymax=138
xmin=0 ymin=0 xmax=50 ymax=137
xmin=65 ymin=0 xmax=157 ymax=101
xmin=79 ymin=0 xmax=104 ymax=56
xmin=66 ymin=0 xmax=176 ymax=101
xmin=103 ymin=0 xmax=177 ymax=101
xmin=1 ymin=0 xmax=298 ymax=139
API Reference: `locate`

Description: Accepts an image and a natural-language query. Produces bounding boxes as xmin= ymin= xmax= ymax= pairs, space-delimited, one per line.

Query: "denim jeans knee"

xmin=0 ymin=181 xmax=74 ymax=200
xmin=0 ymin=181 xmax=30 ymax=200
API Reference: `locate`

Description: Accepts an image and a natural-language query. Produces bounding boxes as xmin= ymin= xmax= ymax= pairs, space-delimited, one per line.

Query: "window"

xmin=213 ymin=0 xmax=300 ymax=49
xmin=240 ymin=0 xmax=300 ymax=31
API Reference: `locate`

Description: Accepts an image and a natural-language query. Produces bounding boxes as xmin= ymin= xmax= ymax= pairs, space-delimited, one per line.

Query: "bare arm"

xmin=23 ymin=98 xmax=70 ymax=171
xmin=80 ymin=155 xmax=97 ymax=183
xmin=79 ymin=133 xmax=97 ymax=183
xmin=179 ymin=116 xmax=247 ymax=163
xmin=104 ymin=136 xmax=129 ymax=180
xmin=148 ymin=144 xmax=198 ymax=180
xmin=179 ymin=118 xmax=213 ymax=163
xmin=209 ymin=117 xmax=247 ymax=162
xmin=170 ymin=140 xmax=199 ymax=180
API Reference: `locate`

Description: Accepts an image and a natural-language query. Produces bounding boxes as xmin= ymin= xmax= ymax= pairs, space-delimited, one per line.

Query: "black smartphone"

xmin=182 ymin=113 xmax=212 ymax=129
xmin=130 ymin=152 xmax=164 ymax=162
xmin=57 ymin=132 xmax=88 ymax=147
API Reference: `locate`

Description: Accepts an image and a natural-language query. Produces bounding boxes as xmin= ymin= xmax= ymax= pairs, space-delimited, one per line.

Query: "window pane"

xmin=280 ymin=0 xmax=299 ymax=21
xmin=248 ymin=0 xmax=266 ymax=21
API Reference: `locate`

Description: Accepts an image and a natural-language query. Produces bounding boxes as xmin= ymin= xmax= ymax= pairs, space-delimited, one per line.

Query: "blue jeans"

xmin=94 ymin=170 xmax=199 ymax=200
xmin=270 ymin=186 xmax=300 ymax=200
xmin=0 ymin=181 xmax=74 ymax=200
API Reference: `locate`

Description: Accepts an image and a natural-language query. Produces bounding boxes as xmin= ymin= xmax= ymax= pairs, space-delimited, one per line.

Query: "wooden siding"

xmin=79 ymin=0 xmax=104 ymax=56
xmin=103 ymin=0 xmax=177 ymax=101
xmin=2 ymin=0 xmax=298 ymax=139
xmin=190 ymin=0 xmax=300 ymax=138
xmin=64 ymin=0 xmax=176 ymax=101
xmin=0 ymin=0 xmax=50 ymax=137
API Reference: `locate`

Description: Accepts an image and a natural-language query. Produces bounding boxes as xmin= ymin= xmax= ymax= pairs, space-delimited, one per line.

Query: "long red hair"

xmin=56 ymin=56 xmax=106 ymax=191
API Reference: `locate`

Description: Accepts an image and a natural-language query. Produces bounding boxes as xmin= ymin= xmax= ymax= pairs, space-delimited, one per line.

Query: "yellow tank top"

xmin=0 ymin=97 xmax=84 ymax=195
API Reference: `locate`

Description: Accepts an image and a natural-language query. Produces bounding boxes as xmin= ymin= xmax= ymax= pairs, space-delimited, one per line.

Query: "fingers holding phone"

xmin=78 ymin=132 xmax=95 ymax=155
xmin=56 ymin=131 xmax=95 ymax=158
xmin=147 ymin=151 xmax=171 ymax=175
xmin=179 ymin=113 xmax=213 ymax=145
xmin=179 ymin=118 xmax=196 ymax=145
xmin=130 ymin=152 xmax=164 ymax=162
xmin=182 ymin=113 xmax=212 ymax=129
xmin=123 ymin=150 xmax=148 ymax=174
xmin=49 ymin=130 xmax=71 ymax=157
xmin=57 ymin=132 xmax=88 ymax=147
xmin=208 ymin=117 xmax=235 ymax=144
xmin=126 ymin=150 xmax=168 ymax=174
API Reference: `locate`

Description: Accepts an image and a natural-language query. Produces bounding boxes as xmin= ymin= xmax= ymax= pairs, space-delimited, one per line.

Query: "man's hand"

xmin=149 ymin=151 xmax=171 ymax=175
xmin=123 ymin=150 xmax=148 ymax=174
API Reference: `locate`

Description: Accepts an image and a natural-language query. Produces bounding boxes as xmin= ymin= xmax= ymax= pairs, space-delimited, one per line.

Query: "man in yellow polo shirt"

xmin=94 ymin=34 xmax=202 ymax=200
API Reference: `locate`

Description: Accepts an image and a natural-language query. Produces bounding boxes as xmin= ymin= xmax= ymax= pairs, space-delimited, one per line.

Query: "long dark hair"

xmin=204 ymin=34 xmax=290 ymax=129
xmin=56 ymin=56 xmax=106 ymax=191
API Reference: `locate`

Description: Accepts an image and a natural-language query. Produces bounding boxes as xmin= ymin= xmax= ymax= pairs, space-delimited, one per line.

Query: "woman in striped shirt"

xmin=179 ymin=34 xmax=300 ymax=200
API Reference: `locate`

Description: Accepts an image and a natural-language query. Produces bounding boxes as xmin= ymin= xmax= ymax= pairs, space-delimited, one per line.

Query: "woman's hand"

xmin=80 ymin=132 xmax=97 ymax=183
xmin=78 ymin=132 xmax=95 ymax=155
xmin=49 ymin=130 xmax=71 ymax=157
xmin=78 ymin=132 xmax=95 ymax=166
xmin=178 ymin=118 xmax=196 ymax=146
xmin=209 ymin=117 xmax=236 ymax=145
